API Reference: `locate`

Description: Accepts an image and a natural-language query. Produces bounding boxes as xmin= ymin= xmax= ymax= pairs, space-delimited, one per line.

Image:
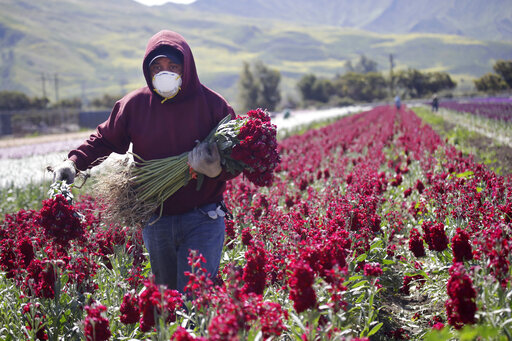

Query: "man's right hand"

xmin=53 ymin=159 xmax=77 ymax=184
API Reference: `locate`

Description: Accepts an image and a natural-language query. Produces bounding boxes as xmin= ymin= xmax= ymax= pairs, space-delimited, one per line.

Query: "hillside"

xmin=185 ymin=0 xmax=512 ymax=42
xmin=1 ymin=0 xmax=512 ymax=110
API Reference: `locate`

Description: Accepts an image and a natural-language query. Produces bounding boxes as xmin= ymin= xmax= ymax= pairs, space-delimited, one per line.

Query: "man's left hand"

xmin=188 ymin=142 xmax=222 ymax=178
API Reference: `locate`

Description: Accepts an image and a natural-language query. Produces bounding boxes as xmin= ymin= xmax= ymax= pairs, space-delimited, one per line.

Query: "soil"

xmin=442 ymin=120 xmax=512 ymax=176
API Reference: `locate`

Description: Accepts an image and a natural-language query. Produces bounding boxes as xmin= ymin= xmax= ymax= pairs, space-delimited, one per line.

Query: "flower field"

xmin=1 ymin=105 xmax=512 ymax=340
xmin=439 ymin=97 xmax=512 ymax=122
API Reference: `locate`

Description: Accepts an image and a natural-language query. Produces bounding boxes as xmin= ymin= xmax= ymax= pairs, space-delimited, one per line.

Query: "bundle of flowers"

xmin=95 ymin=108 xmax=280 ymax=227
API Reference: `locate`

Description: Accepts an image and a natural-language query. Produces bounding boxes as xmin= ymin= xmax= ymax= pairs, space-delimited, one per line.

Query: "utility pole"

xmin=389 ymin=54 xmax=395 ymax=99
xmin=54 ymin=73 xmax=59 ymax=103
xmin=41 ymin=73 xmax=47 ymax=98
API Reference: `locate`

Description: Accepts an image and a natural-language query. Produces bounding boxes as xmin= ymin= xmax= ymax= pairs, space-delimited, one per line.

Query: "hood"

xmin=142 ymin=30 xmax=201 ymax=101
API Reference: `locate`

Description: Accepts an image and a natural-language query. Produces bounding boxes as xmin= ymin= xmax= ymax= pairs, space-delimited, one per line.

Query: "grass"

xmin=412 ymin=106 xmax=512 ymax=175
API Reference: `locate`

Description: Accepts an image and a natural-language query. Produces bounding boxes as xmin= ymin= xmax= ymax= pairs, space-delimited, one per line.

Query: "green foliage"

xmin=474 ymin=73 xmax=509 ymax=92
xmin=345 ymin=54 xmax=379 ymax=74
xmin=52 ymin=96 xmax=82 ymax=109
xmin=0 ymin=91 xmax=49 ymax=110
xmin=297 ymin=74 xmax=332 ymax=103
xmin=396 ymin=69 xmax=456 ymax=98
xmin=473 ymin=59 xmax=512 ymax=93
xmin=237 ymin=60 xmax=281 ymax=111
xmin=89 ymin=93 xmax=123 ymax=110
xmin=335 ymin=72 xmax=388 ymax=102
xmin=493 ymin=60 xmax=512 ymax=88
xmin=297 ymin=71 xmax=388 ymax=105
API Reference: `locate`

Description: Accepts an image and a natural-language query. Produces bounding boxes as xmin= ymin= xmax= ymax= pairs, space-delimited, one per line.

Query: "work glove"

xmin=188 ymin=142 xmax=222 ymax=178
xmin=53 ymin=159 xmax=77 ymax=184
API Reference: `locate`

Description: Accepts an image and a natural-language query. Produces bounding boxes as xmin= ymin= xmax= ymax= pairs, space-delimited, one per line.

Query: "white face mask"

xmin=152 ymin=71 xmax=182 ymax=101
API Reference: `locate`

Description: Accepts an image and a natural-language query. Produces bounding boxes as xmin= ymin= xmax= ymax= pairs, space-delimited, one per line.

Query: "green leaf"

xmin=367 ymin=322 xmax=383 ymax=337
xmin=355 ymin=253 xmax=367 ymax=263
xmin=351 ymin=280 xmax=369 ymax=289
xmin=456 ymin=170 xmax=474 ymax=178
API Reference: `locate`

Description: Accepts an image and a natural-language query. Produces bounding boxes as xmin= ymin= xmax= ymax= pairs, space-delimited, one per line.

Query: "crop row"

xmin=0 ymin=105 xmax=511 ymax=340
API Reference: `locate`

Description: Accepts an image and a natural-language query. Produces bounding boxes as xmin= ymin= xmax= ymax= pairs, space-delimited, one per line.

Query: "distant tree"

xmin=30 ymin=97 xmax=50 ymax=109
xmin=474 ymin=73 xmax=508 ymax=92
xmin=297 ymin=74 xmax=317 ymax=102
xmin=426 ymin=72 xmax=457 ymax=94
xmin=238 ymin=61 xmax=260 ymax=111
xmin=0 ymin=91 xmax=32 ymax=110
xmin=334 ymin=72 xmax=387 ymax=102
xmin=254 ymin=61 xmax=281 ymax=111
xmin=355 ymin=55 xmax=378 ymax=74
xmin=297 ymin=74 xmax=332 ymax=103
xmin=396 ymin=69 xmax=429 ymax=98
xmin=344 ymin=60 xmax=354 ymax=73
xmin=493 ymin=60 xmax=512 ymax=88
xmin=344 ymin=55 xmax=378 ymax=75
xmin=90 ymin=93 xmax=122 ymax=109
xmin=52 ymin=97 xmax=82 ymax=109
xmin=238 ymin=61 xmax=281 ymax=111
xmin=0 ymin=91 xmax=49 ymax=110
xmin=395 ymin=69 xmax=455 ymax=98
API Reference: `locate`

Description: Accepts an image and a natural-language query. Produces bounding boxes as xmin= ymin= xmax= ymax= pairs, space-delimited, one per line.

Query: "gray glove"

xmin=53 ymin=159 xmax=77 ymax=184
xmin=188 ymin=142 xmax=222 ymax=178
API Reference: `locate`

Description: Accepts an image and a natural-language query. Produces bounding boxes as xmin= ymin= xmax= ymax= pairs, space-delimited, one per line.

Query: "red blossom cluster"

xmin=422 ymin=221 xmax=449 ymax=252
xmin=451 ymin=228 xmax=473 ymax=263
xmin=84 ymin=302 xmax=111 ymax=341
xmin=230 ymin=109 xmax=280 ymax=186
xmin=288 ymin=259 xmax=317 ymax=313
xmin=179 ymin=253 xmax=287 ymax=340
xmin=408 ymin=228 xmax=425 ymax=257
xmin=135 ymin=277 xmax=183 ymax=332
xmin=445 ymin=263 xmax=477 ymax=329
xmin=38 ymin=194 xmax=85 ymax=247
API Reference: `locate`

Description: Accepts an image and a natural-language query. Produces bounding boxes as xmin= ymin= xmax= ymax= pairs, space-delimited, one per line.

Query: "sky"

xmin=133 ymin=0 xmax=196 ymax=5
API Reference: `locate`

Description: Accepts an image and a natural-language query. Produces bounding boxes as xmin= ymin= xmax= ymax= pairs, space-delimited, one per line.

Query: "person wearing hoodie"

xmin=53 ymin=30 xmax=238 ymax=293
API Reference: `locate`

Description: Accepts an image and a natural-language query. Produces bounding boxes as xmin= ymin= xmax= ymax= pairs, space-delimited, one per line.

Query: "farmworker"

xmin=52 ymin=29 xmax=238 ymax=293
xmin=432 ymin=93 xmax=439 ymax=112
xmin=394 ymin=95 xmax=401 ymax=110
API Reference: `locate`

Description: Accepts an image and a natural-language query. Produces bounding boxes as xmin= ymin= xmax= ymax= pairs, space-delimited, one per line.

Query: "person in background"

xmin=52 ymin=29 xmax=239 ymax=293
xmin=432 ymin=93 xmax=439 ymax=112
xmin=394 ymin=94 xmax=401 ymax=110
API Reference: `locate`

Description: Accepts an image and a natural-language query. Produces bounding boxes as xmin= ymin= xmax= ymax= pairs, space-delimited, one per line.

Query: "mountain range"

xmin=186 ymin=0 xmax=512 ymax=41
xmin=1 ymin=0 xmax=511 ymax=109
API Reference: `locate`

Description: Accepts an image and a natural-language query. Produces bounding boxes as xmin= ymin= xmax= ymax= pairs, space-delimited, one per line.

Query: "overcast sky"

xmin=133 ymin=0 xmax=196 ymax=5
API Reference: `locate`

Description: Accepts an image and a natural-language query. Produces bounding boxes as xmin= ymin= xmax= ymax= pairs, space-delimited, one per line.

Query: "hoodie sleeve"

xmin=68 ymin=100 xmax=131 ymax=171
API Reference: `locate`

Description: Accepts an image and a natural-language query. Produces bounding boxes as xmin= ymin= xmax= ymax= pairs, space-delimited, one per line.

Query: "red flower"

xmin=451 ymin=228 xmax=473 ymax=263
xmin=138 ymin=277 xmax=183 ymax=332
xmin=408 ymin=228 xmax=425 ymax=257
xmin=119 ymin=291 xmax=140 ymax=325
xmin=171 ymin=327 xmax=207 ymax=340
xmin=363 ymin=263 xmax=383 ymax=277
xmin=84 ymin=303 xmax=111 ymax=341
xmin=208 ymin=313 xmax=239 ymax=341
xmin=288 ymin=260 xmax=317 ymax=313
xmin=38 ymin=195 xmax=84 ymax=247
xmin=23 ymin=259 xmax=56 ymax=299
xmin=422 ymin=221 xmax=449 ymax=252
xmin=258 ymin=301 xmax=287 ymax=339
xmin=242 ymin=243 xmax=267 ymax=295
xmin=415 ymin=179 xmax=425 ymax=194
xmin=445 ymin=263 xmax=477 ymax=329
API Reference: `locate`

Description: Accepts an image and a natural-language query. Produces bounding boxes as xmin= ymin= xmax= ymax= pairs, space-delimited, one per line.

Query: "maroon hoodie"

xmin=69 ymin=30 xmax=237 ymax=215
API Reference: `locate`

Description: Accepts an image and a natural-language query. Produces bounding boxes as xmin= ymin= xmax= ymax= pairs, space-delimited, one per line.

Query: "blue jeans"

xmin=142 ymin=202 xmax=225 ymax=293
